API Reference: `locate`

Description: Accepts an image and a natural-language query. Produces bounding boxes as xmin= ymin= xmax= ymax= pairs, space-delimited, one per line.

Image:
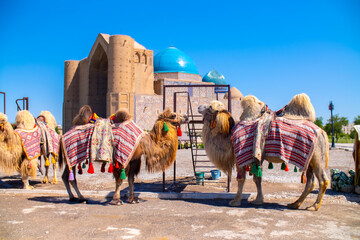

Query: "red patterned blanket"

xmin=15 ymin=126 xmax=42 ymax=160
xmin=231 ymin=117 xmax=320 ymax=171
xmin=112 ymin=120 xmax=146 ymax=168
xmin=62 ymin=124 xmax=94 ymax=167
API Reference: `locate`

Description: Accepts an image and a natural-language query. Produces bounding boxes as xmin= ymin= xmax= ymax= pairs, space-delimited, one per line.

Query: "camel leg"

xmin=61 ymin=166 xmax=83 ymax=202
xmin=51 ymin=158 xmax=58 ymax=184
xmin=288 ymin=166 xmax=315 ymax=209
xmin=252 ymin=174 xmax=264 ymax=205
xmin=22 ymin=174 xmax=33 ymax=190
xmin=127 ymin=158 xmax=141 ymax=204
xmin=306 ymin=165 xmax=329 ymax=211
xmin=110 ymin=166 xmax=123 ymax=205
xmin=43 ymin=165 xmax=49 ymax=184
xmin=229 ymin=166 xmax=246 ymax=207
xmin=68 ymin=168 xmax=87 ymax=203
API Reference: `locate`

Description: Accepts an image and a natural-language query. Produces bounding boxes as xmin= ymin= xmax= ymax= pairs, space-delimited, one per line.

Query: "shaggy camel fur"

xmin=59 ymin=106 xmax=187 ymax=204
xmin=37 ymin=110 xmax=59 ymax=184
xmin=200 ymin=94 xmax=329 ymax=211
xmin=0 ymin=111 xmax=38 ymax=189
xmin=198 ymin=101 xmax=235 ymax=176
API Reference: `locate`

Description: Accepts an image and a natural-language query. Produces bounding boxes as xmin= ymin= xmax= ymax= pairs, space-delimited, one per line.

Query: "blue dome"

xmin=202 ymin=70 xmax=227 ymax=85
xmin=154 ymin=47 xmax=199 ymax=74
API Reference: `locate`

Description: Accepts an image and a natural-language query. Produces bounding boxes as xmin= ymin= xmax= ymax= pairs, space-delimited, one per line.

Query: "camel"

xmin=0 ymin=111 xmax=39 ymax=189
xmin=59 ymin=105 xmax=187 ymax=204
xmin=36 ymin=111 xmax=60 ymax=184
xmin=199 ymin=94 xmax=329 ymax=211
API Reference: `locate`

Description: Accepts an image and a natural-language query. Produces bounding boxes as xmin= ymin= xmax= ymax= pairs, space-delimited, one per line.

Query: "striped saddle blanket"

xmin=15 ymin=126 xmax=42 ymax=160
xmin=37 ymin=121 xmax=60 ymax=156
xmin=63 ymin=124 xmax=94 ymax=167
xmin=112 ymin=120 xmax=146 ymax=168
xmin=231 ymin=117 xmax=320 ymax=171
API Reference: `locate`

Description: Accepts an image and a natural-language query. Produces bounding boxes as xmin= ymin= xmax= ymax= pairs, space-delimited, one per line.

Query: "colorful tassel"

xmin=245 ymin=165 xmax=250 ymax=172
xmin=177 ymin=126 xmax=182 ymax=136
xmin=268 ymin=162 xmax=274 ymax=169
xmin=78 ymin=164 xmax=83 ymax=175
xmin=51 ymin=156 xmax=56 ymax=164
xmin=284 ymin=164 xmax=289 ymax=172
xmin=88 ymin=162 xmax=94 ymax=174
xmin=251 ymin=164 xmax=262 ymax=177
xmin=115 ymin=161 xmax=119 ymax=169
xmin=45 ymin=158 xmax=50 ymax=167
xmin=82 ymin=162 xmax=86 ymax=169
xmin=251 ymin=163 xmax=257 ymax=175
xmin=120 ymin=168 xmax=126 ymax=180
xmin=69 ymin=170 xmax=75 ymax=181
xmin=163 ymin=122 xmax=169 ymax=132
xmin=101 ymin=163 xmax=106 ymax=173
xmin=108 ymin=163 xmax=113 ymax=173
xmin=85 ymin=159 xmax=89 ymax=164
xmin=301 ymin=172 xmax=306 ymax=184
xmin=281 ymin=162 xmax=286 ymax=170
xmin=294 ymin=166 xmax=298 ymax=172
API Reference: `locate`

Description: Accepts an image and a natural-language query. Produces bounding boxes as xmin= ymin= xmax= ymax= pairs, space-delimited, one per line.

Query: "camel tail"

xmin=323 ymin=130 xmax=329 ymax=169
xmin=58 ymin=137 xmax=65 ymax=169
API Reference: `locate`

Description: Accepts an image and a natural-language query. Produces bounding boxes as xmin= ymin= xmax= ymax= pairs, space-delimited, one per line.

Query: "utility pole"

xmin=328 ymin=101 xmax=335 ymax=148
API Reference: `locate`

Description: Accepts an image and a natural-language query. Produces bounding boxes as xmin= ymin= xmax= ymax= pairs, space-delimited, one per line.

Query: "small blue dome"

xmin=202 ymin=70 xmax=227 ymax=85
xmin=154 ymin=47 xmax=199 ymax=74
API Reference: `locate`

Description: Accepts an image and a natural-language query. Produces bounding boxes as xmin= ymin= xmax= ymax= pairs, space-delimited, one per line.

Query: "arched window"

xmin=135 ymin=52 xmax=140 ymax=63
xmin=142 ymin=53 xmax=147 ymax=64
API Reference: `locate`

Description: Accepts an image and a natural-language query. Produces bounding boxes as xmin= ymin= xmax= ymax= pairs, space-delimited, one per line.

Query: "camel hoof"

xmin=229 ymin=200 xmax=241 ymax=207
xmin=42 ymin=177 xmax=49 ymax=184
xmin=306 ymin=205 xmax=319 ymax=211
xmin=24 ymin=185 xmax=34 ymax=190
xmin=51 ymin=178 xmax=57 ymax=184
xmin=127 ymin=197 xmax=140 ymax=204
xmin=287 ymin=202 xmax=300 ymax=209
xmin=109 ymin=199 xmax=123 ymax=205
xmin=77 ymin=198 xmax=88 ymax=204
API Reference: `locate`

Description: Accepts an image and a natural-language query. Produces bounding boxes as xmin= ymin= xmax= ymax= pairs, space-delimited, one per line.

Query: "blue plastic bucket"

xmin=195 ymin=171 xmax=205 ymax=185
xmin=211 ymin=170 xmax=221 ymax=180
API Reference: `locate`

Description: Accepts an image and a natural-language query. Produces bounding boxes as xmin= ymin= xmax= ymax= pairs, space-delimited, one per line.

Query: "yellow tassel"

xmin=45 ymin=158 xmax=50 ymax=167
xmin=51 ymin=156 xmax=56 ymax=164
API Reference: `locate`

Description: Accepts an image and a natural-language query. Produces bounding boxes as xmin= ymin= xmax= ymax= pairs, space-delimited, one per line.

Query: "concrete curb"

xmin=0 ymin=189 xmax=252 ymax=200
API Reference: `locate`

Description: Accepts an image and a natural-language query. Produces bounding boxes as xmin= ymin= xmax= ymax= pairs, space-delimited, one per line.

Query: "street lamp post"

xmin=328 ymin=101 xmax=335 ymax=148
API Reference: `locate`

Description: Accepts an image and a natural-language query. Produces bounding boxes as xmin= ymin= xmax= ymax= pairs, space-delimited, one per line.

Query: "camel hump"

xmin=16 ymin=110 xmax=35 ymax=130
xmin=284 ymin=93 xmax=315 ymax=122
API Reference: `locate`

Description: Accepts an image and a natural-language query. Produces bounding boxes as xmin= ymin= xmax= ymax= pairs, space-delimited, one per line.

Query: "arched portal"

xmin=89 ymin=44 xmax=108 ymax=117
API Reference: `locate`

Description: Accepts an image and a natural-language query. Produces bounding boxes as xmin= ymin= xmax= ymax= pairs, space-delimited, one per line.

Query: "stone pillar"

xmin=107 ymin=35 xmax=135 ymax=116
xmin=63 ymin=60 xmax=79 ymax=132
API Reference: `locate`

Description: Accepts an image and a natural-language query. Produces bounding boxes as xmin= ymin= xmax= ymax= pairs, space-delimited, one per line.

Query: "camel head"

xmin=282 ymin=93 xmax=315 ymax=122
xmin=198 ymin=101 xmax=234 ymax=137
xmin=240 ymin=95 xmax=267 ymax=121
xmin=38 ymin=111 xmax=57 ymax=130
xmin=157 ymin=108 xmax=188 ymax=126
xmin=72 ymin=105 xmax=93 ymax=126
xmin=16 ymin=110 xmax=35 ymax=130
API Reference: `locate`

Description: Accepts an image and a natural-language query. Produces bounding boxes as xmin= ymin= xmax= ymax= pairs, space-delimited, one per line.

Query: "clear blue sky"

xmin=1 ymin=0 xmax=359 ymax=126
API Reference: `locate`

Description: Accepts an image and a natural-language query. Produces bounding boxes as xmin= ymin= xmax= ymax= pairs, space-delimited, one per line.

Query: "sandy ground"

xmin=0 ymin=144 xmax=359 ymax=239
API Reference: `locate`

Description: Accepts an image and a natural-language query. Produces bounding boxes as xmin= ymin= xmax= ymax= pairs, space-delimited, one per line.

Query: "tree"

xmin=314 ymin=117 xmax=323 ymax=128
xmin=324 ymin=114 xmax=349 ymax=140
xmin=354 ymin=115 xmax=360 ymax=125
